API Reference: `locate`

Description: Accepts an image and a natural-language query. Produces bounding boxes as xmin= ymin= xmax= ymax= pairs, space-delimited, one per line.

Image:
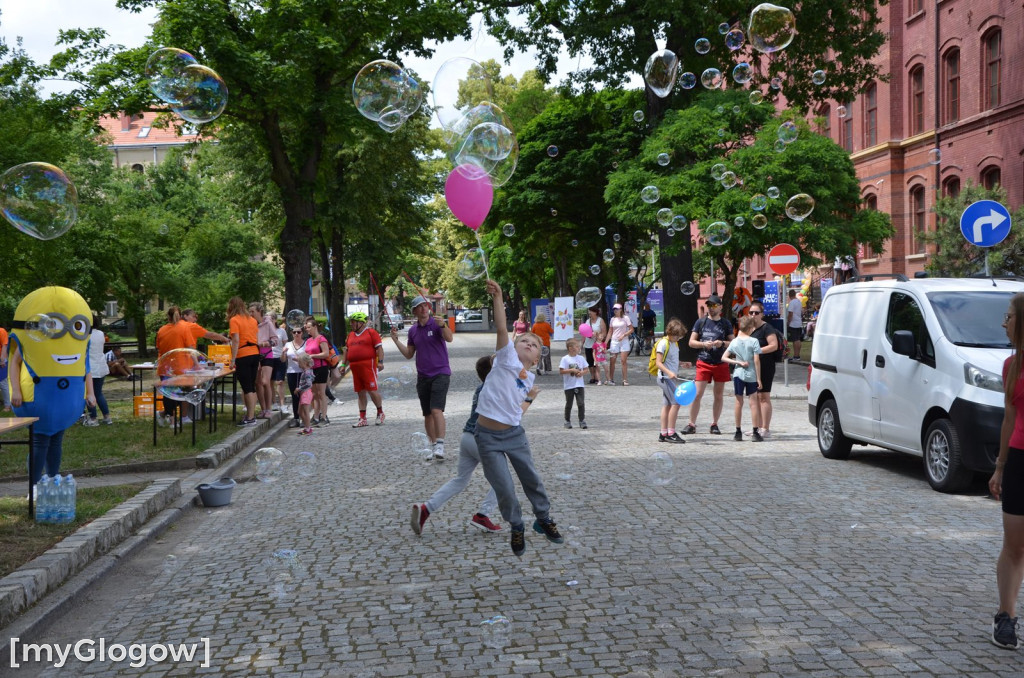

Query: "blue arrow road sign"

xmin=960 ymin=200 xmax=1011 ymax=247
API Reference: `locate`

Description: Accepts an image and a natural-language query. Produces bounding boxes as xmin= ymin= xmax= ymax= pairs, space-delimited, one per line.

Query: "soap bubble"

xmin=286 ymin=309 xmax=305 ymax=331
xmin=479 ymin=615 xmax=512 ymax=650
xmin=704 ymin=221 xmax=732 ymax=246
xmin=163 ymin=554 xmax=179 ymax=574
xmin=695 ymin=38 xmax=711 ymax=54
xmin=657 ymin=153 xmax=671 ymax=166
xmin=23 ymin=313 xmax=61 ymax=342
xmin=647 ymin=451 xmax=675 ymax=486
xmin=711 ymin=164 xmax=727 ymax=180
xmin=749 ymin=91 xmax=764 ymax=105
xmin=748 ymin=3 xmax=797 ymax=53
xmin=751 ymin=194 xmax=768 ymax=211
xmin=612 ymin=162 xmax=619 ymax=169
xmin=718 ymin=128 xmax=726 ymax=137
xmin=777 ymin=121 xmax=799 ymax=143
xmin=254 ymin=448 xmax=284 ymax=483
xmin=575 ymin=286 xmax=602 ymax=308
xmin=352 ymin=59 xmax=422 ymax=127
xmin=752 ymin=214 xmax=768 ymax=229
xmin=598 ymin=226 xmax=607 ymax=235
xmin=295 ymin=451 xmax=316 ymax=478
xmin=447 ymin=102 xmax=518 ymax=186
xmin=718 ymin=22 xmax=731 ymax=34
xmin=633 ymin=110 xmax=645 ymax=123
xmin=716 ymin=105 xmax=725 ymax=115
xmin=774 ymin=139 xmax=787 ymax=153
xmin=640 ymin=185 xmax=660 ymax=203
xmin=666 ymin=227 xmax=676 ymax=236
xmin=785 ymin=193 xmax=816 ymax=222
xmin=432 ymin=57 xmax=492 ymax=136
xmin=379 ymin=376 xmax=401 ymax=399
xmin=502 ymin=223 xmax=515 ymax=236
xmin=0 ymin=162 xmax=78 ymax=240
xmin=411 ymin=432 xmax=432 ymax=461
xmin=613 ymin=233 xmax=621 ymax=242
xmin=547 ymin=145 xmax=559 ymax=157
xmin=398 ymin=364 xmax=415 ymax=386
xmin=602 ymin=248 xmax=615 ymax=262
xmin=584 ymin=264 xmax=598 ymax=276
xmin=720 ymin=171 xmax=738 ymax=189
xmin=767 ymin=186 xmax=781 ymax=199
xmin=770 ymin=76 xmax=782 ymax=90
xmin=725 ymin=29 xmax=745 ymax=51
xmin=732 ymin=105 xmax=742 ymax=115
xmin=837 ymin=105 xmax=848 ymax=118
xmin=571 ymin=239 xmax=579 ymax=247
xmin=680 ymin=281 xmax=696 ymax=295
xmin=928 ymin=148 xmax=941 ymax=165
xmin=266 ymin=548 xmax=304 ymax=599
xmin=671 ymin=215 xmax=688 ymax=232
xmin=811 ymin=69 xmax=826 ymax=85
xmin=157 ymin=348 xmax=218 ymax=405
xmin=145 ymin=48 xmax=199 ymax=104
xmin=701 ymin=68 xmax=723 ymax=89
xmin=170 ymin=64 xmax=228 ymax=124
xmin=656 ymin=208 xmax=674 ymax=227
xmin=456 ymin=248 xmax=487 ymax=281
xmin=643 ymin=49 xmax=680 ymax=98
xmin=734 ymin=216 xmax=746 ymax=227
xmin=680 ymin=72 xmax=697 ymax=89
xmin=550 ymin=208 xmax=558 ymax=216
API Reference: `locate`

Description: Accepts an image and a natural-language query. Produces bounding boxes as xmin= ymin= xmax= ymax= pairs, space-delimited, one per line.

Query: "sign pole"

xmin=782 ymin=274 xmax=789 ymax=386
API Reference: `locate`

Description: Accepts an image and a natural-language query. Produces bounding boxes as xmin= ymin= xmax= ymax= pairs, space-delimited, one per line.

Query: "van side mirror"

xmin=892 ymin=330 xmax=916 ymax=357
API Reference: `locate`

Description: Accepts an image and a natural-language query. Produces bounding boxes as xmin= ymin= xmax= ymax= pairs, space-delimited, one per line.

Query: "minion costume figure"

xmin=7 ymin=286 xmax=96 ymax=484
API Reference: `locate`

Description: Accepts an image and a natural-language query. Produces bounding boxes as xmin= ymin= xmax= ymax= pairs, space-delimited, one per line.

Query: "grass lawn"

xmin=0 ymin=483 xmax=148 ymax=578
xmin=0 ymin=376 xmax=238 ymax=479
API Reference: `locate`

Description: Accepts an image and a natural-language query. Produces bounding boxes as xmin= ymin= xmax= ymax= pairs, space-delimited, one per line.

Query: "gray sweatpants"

xmin=474 ymin=425 xmax=551 ymax=531
xmin=425 ymin=432 xmax=498 ymax=517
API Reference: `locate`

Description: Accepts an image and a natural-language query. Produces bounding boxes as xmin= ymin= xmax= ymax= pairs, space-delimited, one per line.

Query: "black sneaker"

xmin=733 ymin=429 xmax=743 ymax=441
xmin=510 ymin=527 xmax=526 ymax=557
xmin=235 ymin=417 xmax=256 ymax=427
xmin=710 ymin=424 xmax=722 ymax=435
xmin=579 ymin=421 xmax=588 ymax=430
xmin=666 ymin=432 xmax=685 ymax=444
xmin=993 ymin=612 xmax=1020 ymax=649
xmin=564 ymin=421 xmax=572 ymax=429
xmin=659 ymin=433 xmax=669 ymax=443
xmin=752 ymin=430 xmax=764 ymax=442
xmin=681 ymin=424 xmax=696 ymax=435
xmin=533 ymin=519 xmax=564 ymax=544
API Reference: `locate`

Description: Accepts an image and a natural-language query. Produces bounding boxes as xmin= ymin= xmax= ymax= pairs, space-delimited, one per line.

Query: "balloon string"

xmin=475 ymin=231 xmax=491 ymax=280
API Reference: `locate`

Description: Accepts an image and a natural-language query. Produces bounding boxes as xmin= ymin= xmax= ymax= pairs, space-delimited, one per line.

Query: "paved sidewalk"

xmin=2 ymin=334 xmax=1009 ymax=677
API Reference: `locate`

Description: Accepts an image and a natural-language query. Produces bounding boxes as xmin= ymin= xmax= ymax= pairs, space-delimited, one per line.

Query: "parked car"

xmin=808 ymin=275 xmax=1024 ymax=492
xmin=104 ymin=316 xmax=136 ymax=335
xmin=382 ymin=314 xmax=404 ymax=331
xmin=456 ymin=311 xmax=482 ymax=323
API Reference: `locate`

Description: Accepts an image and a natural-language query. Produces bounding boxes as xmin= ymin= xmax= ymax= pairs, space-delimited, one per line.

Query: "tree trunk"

xmin=659 ymin=226 xmax=699 ymax=363
xmin=328 ymin=228 xmax=346 ymax=348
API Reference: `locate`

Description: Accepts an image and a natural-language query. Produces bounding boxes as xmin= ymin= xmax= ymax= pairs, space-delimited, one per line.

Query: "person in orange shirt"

xmin=181 ymin=308 xmax=229 ymax=346
xmin=0 ymin=324 xmax=9 ymax=411
xmin=227 ymin=297 xmax=261 ymax=425
xmin=156 ymin=306 xmax=198 ymax=423
xmin=531 ymin=312 xmax=554 ymax=375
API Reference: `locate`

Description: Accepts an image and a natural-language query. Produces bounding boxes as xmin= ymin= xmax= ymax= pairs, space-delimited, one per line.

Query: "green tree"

xmin=925 ymin=182 xmax=1024 ymax=277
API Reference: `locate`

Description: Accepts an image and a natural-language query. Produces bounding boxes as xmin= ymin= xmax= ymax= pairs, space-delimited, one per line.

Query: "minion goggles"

xmin=12 ymin=313 xmax=92 ymax=340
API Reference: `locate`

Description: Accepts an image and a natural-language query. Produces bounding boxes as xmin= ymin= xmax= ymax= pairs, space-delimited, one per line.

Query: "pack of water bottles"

xmin=33 ymin=473 xmax=77 ymax=524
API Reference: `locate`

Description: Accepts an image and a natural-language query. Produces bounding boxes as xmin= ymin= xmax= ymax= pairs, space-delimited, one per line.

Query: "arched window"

xmin=942 ymin=176 xmax=960 ymax=198
xmin=910 ymin=66 xmax=925 ymax=134
xmin=982 ymin=166 xmax=1001 ymax=190
xmin=943 ymin=49 xmax=959 ymax=123
xmin=985 ymin=30 xmax=1002 ymax=109
xmin=130 ymin=163 xmax=145 ymax=173
xmin=863 ymin=195 xmax=878 ymax=258
xmin=819 ymin=104 xmax=831 ymax=139
xmin=864 ymin=83 xmax=877 ymax=146
xmin=910 ymin=186 xmax=926 ymax=254
xmin=842 ymin=102 xmax=854 ymax=151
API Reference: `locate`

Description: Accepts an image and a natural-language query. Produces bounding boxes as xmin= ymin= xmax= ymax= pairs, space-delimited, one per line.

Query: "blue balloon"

xmin=674 ymin=381 xmax=697 ymax=406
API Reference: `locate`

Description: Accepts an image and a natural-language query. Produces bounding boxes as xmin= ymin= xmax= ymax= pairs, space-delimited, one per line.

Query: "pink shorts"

xmin=299 ymin=389 xmax=314 ymax=406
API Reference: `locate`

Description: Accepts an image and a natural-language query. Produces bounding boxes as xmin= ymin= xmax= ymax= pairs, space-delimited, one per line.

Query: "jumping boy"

xmin=474 ymin=279 xmax=563 ymax=557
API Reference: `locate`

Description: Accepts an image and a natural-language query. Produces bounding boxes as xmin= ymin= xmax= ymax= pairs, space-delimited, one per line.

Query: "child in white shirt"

xmin=559 ymin=338 xmax=588 ymax=429
xmin=722 ymin=315 xmax=764 ymax=442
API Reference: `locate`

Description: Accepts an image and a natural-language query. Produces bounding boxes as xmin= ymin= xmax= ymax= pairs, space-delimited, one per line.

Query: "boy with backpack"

xmin=653 ymin=318 xmax=691 ymax=443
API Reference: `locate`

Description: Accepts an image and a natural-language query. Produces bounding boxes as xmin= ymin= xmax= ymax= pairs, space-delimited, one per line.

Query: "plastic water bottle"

xmin=34 ymin=474 xmax=51 ymax=523
xmin=64 ymin=475 xmax=77 ymax=523
xmin=50 ymin=475 xmax=62 ymax=525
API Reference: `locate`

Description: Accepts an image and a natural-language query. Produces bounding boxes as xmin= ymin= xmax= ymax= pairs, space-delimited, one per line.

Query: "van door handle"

xmin=875 ymin=355 xmax=885 ymax=367
xmin=861 ymin=349 xmax=867 ymax=369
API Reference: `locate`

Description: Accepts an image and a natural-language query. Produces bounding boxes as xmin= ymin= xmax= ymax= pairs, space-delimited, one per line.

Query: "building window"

xmin=137 ymin=126 xmax=151 ymax=138
xmin=909 ymin=0 xmax=922 ymax=14
xmin=942 ymin=177 xmax=961 ymax=198
xmin=864 ymin=83 xmax=877 ymax=146
xmin=910 ymin=186 xmax=926 ymax=254
xmin=985 ymin=30 xmax=1001 ymax=109
xmin=843 ymin=104 xmax=854 ymax=151
xmin=131 ymin=163 xmax=145 ymax=173
xmin=943 ymin=50 xmax=959 ymax=124
xmin=819 ymin=104 xmax=831 ymax=139
xmin=863 ymin=195 xmax=878 ymax=258
xmin=910 ymin=67 xmax=925 ymax=134
xmin=982 ymin=166 xmax=1001 ymax=190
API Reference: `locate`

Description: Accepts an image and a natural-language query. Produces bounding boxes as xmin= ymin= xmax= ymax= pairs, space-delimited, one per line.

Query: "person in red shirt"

xmin=345 ymin=311 xmax=385 ymax=427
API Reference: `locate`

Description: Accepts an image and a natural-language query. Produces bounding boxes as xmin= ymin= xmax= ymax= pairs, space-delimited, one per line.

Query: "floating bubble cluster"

xmin=643 ymin=49 xmax=680 ymax=98
xmin=0 ymin=162 xmax=78 ymax=240
xmin=575 ymin=286 xmax=602 ymax=308
xmin=748 ymin=3 xmax=798 ymax=53
xmin=157 ymin=348 xmax=218 ymax=405
xmin=352 ymin=59 xmax=423 ymax=133
xmin=446 ymin=102 xmax=519 ymax=187
xmin=146 ymin=48 xmax=228 ymax=124
xmin=785 ymin=193 xmax=816 ymax=221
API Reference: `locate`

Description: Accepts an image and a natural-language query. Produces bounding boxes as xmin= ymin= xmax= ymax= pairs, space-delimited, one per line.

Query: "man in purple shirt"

xmin=391 ymin=295 xmax=454 ymax=460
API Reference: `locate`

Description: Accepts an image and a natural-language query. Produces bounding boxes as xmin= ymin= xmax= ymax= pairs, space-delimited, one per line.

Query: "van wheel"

xmin=924 ymin=419 xmax=971 ymax=493
xmin=817 ymin=399 xmax=852 ymax=460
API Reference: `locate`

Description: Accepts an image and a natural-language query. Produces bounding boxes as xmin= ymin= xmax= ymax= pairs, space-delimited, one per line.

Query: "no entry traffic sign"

xmin=768 ymin=243 xmax=800 ymax=275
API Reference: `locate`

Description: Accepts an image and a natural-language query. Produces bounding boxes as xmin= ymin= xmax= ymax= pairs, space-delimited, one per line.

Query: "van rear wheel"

xmin=924 ymin=419 xmax=971 ymax=493
xmin=817 ymin=399 xmax=852 ymax=460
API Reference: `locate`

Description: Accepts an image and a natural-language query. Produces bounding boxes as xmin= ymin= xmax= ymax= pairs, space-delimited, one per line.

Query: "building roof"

xmin=96 ymin=111 xmax=202 ymax=148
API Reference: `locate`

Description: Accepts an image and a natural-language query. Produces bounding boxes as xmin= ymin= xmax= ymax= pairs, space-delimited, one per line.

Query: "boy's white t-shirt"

xmin=476 ymin=341 xmax=535 ymax=427
xmin=559 ymin=353 xmax=587 ymax=390
xmin=656 ymin=337 xmax=679 ymax=378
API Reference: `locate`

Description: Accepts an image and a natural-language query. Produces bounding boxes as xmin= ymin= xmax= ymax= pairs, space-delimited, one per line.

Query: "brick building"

xmin=733 ymin=0 xmax=1023 ymax=297
xmin=96 ymin=111 xmax=202 ymax=170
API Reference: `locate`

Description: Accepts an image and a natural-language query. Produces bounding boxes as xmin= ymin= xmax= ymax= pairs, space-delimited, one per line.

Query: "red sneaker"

xmin=410 ymin=503 xmax=429 ymax=535
xmin=469 ymin=513 xmax=502 ymax=533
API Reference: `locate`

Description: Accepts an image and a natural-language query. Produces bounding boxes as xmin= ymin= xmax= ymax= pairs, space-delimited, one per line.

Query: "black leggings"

xmin=564 ymin=387 xmax=585 ymax=422
xmin=287 ymin=372 xmax=300 ymax=420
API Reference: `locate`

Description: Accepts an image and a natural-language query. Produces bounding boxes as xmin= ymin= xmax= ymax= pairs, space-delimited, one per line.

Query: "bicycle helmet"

xmin=348 ymin=311 xmax=368 ymax=323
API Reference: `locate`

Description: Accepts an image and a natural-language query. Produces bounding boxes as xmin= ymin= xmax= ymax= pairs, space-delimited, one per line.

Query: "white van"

xmin=808 ymin=276 xmax=1024 ymax=492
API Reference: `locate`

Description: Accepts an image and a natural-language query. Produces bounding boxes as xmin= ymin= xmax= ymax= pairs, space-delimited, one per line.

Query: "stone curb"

xmin=0 ymin=413 xmax=289 ymax=642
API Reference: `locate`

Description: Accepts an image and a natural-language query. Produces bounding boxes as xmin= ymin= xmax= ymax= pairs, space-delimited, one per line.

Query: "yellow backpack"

xmin=648 ymin=337 xmax=671 ymax=376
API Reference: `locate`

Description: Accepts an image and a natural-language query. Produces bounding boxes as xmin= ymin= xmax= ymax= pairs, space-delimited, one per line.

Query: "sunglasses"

xmin=749 ymin=310 xmax=762 ymax=315
xmin=707 ymin=303 xmax=721 ymax=308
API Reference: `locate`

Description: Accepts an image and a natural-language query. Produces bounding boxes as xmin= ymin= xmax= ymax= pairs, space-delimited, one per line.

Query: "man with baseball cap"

xmin=391 ymin=295 xmax=454 ymax=459
xmin=683 ymin=293 xmax=734 ymax=435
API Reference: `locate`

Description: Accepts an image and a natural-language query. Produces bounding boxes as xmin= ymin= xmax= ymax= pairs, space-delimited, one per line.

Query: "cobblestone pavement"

xmin=3 ymin=334 xmax=1014 ymax=677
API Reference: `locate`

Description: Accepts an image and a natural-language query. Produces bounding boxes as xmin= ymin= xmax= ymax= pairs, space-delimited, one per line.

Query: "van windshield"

xmin=927 ymin=291 xmax=1014 ymax=348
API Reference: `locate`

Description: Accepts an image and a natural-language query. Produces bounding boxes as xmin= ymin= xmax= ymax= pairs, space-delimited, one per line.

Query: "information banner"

xmin=762 ymin=280 xmax=780 ymax=317
xmin=552 ymin=297 xmax=574 ymax=341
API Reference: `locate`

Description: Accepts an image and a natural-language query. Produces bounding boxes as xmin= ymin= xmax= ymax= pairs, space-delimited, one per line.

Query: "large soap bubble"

xmin=750 ymin=194 xmax=768 ymax=211
xmin=145 ymin=48 xmax=198 ymax=104
xmin=777 ymin=121 xmax=799 ymax=144
xmin=711 ymin=163 xmax=727 ymax=180
xmin=171 ymin=64 xmax=228 ymax=124
xmin=647 ymin=451 xmax=675 ymax=485
xmin=748 ymin=3 xmax=798 ymax=54
xmin=704 ymin=221 xmax=732 ymax=246
xmin=643 ymin=49 xmax=680 ymax=98
xmin=752 ymin=214 xmax=768 ymax=229
xmin=701 ymin=68 xmax=723 ymax=90
xmin=446 ymin=102 xmax=518 ymax=187
xmin=352 ymin=59 xmax=422 ymax=127
xmin=640 ymin=185 xmax=661 ymax=203
xmin=379 ymin=376 xmax=401 ymax=399
xmin=433 ymin=57 xmax=494 ymax=137
xmin=479 ymin=615 xmax=512 ymax=650
xmin=0 ymin=162 xmax=78 ymax=240
xmin=157 ymin=348 xmax=218 ymax=405
xmin=574 ymin=286 xmax=602 ymax=309
xmin=602 ymin=248 xmax=615 ymax=262
xmin=679 ymin=72 xmax=697 ymax=89
xmin=694 ymin=38 xmax=711 ymax=54
xmin=254 ymin=448 xmax=284 ymax=483
xmin=286 ymin=309 xmax=305 ymax=331
xmin=656 ymin=208 xmax=674 ymax=227
xmin=767 ymin=186 xmax=781 ymax=199
xmin=725 ymin=29 xmax=745 ymax=51
xmin=732 ymin=62 xmax=753 ymax=84
xmin=720 ymin=171 xmax=738 ymax=189
xmin=785 ymin=193 xmax=816 ymax=222
xmin=456 ymin=248 xmax=487 ymax=280
xmin=680 ymin=281 xmax=696 ymax=295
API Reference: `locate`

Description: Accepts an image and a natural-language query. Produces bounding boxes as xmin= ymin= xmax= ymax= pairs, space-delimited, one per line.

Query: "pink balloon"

xmin=444 ymin=165 xmax=493 ymax=231
xmin=579 ymin=323 xmax=593 ymax=338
